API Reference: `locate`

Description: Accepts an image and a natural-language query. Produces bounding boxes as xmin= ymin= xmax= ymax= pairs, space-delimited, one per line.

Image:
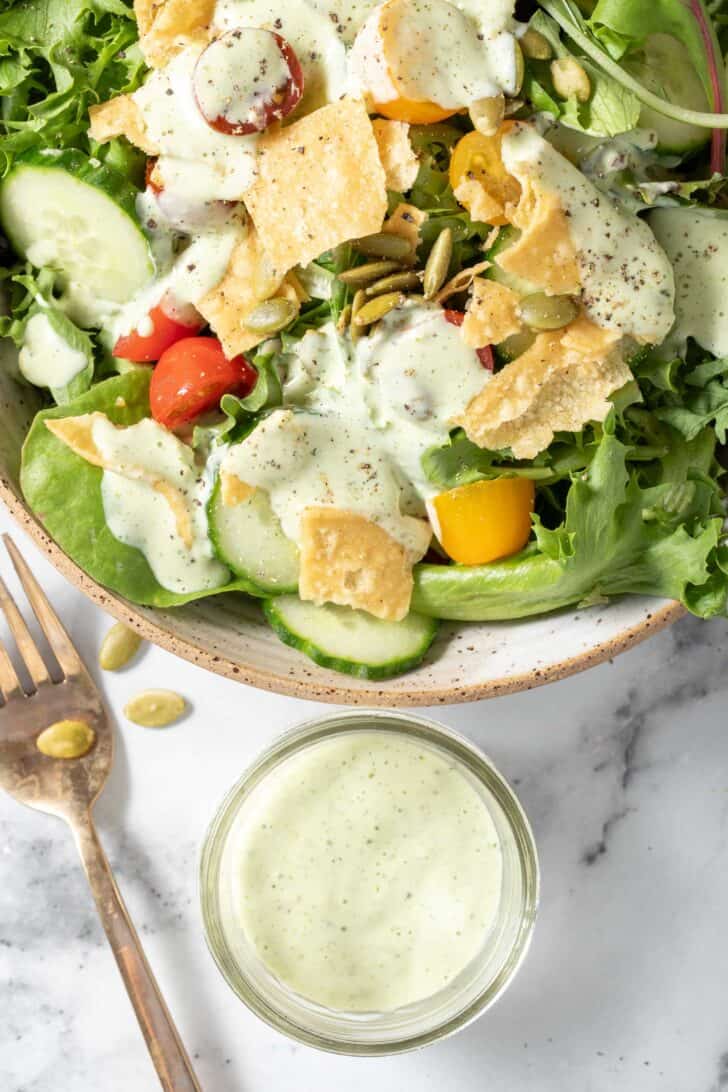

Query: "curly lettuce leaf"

xmin=413 ymin=420 xmax=726 ymax=621
xmin=0 ymin=0 xmax=146 ymax=179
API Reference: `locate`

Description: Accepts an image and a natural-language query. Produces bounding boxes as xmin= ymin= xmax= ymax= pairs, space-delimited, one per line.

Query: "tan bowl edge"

xmin=1 ymin=480 xmax=686 ymax=707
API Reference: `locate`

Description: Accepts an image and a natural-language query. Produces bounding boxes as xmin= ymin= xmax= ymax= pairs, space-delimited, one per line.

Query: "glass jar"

xmin=200 ymin=710 xmax=539 ymax=1056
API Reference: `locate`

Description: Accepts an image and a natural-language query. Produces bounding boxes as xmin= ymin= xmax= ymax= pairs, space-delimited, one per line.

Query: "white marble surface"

xmin=1 ymin=509 xmax=728 ymax=1092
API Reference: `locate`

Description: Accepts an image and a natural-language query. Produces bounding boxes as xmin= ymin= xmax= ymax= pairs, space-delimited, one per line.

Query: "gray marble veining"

xmin=1 ymin=514 xmax=727 ymax=1092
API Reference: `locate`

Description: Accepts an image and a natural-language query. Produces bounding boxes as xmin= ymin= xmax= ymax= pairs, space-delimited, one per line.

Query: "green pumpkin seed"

xmin=336 ymin=304 xmax=352 ymax=332
xmin=514 ymin=42 xmax=525 ymax=94
xmin=99 ymin=622 xmax=142 ymax=672
xmin=518 ymin=292 xmax=579 ymax=331
xmin=520 ymin=28 xmax=552 ymax=60
xmin=423 ymin=228 xmax=453 ymax=300
xmin=338 ymin=261 xmax=403 ymax=287
xmin=353 ymin=292 xmax=405 ymax=327
xmin=352 ymin=232 xmax=414 ymax=262
xmin=350 ymin=288 xmax=367 ymax=343
xmin=124 ymin=689 xmax=186 ymax=728
xmin=246 ymin=298 xmax=298 ymax=335
xmin=365 ymin=271 xmax=421 ymax=297
xmin=37 ymin=719 xmax=95 ymax=760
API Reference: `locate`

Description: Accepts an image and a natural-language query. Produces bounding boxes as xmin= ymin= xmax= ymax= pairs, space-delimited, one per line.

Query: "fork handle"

xmin=71 ymin=813 xmax=202 ymax=1092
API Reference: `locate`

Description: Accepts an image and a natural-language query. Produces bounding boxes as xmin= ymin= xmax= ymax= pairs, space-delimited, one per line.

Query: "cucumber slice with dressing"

xmin=208 ymin=479 xmax=299 ymax=594
xmin=0 ymin=149 xmax=153 ymax=305
xmin=263 ymin=597 xmax=439 ymax=679
xmin=485 ymin=225 xmax=540 ymax=297
xmin=624 ymin=34 xmax=710 ymax=154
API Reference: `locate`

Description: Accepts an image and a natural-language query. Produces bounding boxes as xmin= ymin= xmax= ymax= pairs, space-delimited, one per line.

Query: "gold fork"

xmin=0 ymin=534 xmax=202 ymax=1092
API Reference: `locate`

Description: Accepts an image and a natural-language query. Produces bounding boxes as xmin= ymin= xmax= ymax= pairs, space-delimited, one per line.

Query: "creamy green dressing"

xmin=93 ymin=416 xmax=229 ymax=594
xmin=648 ymin=207 xmax=728 ymax=357
xmin=502 ymin=125 xmax=675 ymax=344
xmin=223 ymin=731 xmax=503 ymax=1013
xmin=19 ymin=313 xmax=87 ymax=390
xmin=349 ymin=0 xmax=519 ymax=108
xmin=221 ymin=302 xmax=488 ymax=553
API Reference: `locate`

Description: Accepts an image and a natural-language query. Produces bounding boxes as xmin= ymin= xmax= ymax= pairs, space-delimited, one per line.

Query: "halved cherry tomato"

xmin=449 ymin=125 xmax=521 ymax=226
xmin=375 ymin=97 xmax=456 ymax=125
xmin=113 ymin=304 xmax=203 ymax=363
xmin=150 ymin=337 xmax=257 ymax=430
xmin=444 ymin=309 xmax=494 ymax=370
xmin=432 ymin=478 xmax=535 ymax=565
xmin=193 ymin=29 xmax=304 ymax=136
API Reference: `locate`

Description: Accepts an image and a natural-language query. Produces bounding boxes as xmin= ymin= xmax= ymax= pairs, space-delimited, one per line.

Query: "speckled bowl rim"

xmin=0 ymin=479 xmax=685 ymax=706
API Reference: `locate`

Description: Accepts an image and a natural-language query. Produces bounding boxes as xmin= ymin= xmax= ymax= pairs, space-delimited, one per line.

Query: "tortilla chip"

xmin=454 ymin=177 xmax=507 ymax=226
xmin=372 ymin=119 xmax=419 ymax=192
xmin=383 ymin=203 xmax=427 ymax=263
xmin=45 ymin=414 xmax=193 ymax=546
xmin=198 ymin=224 xmax=284 ymax=358
xmin=435 ymin=259 xmax=491 ymax=304
xmin=456 ymin=317 xmax=631 ymax=459
xmin=220 ymin=470 xmax=256 ymax=508
xmin=244 ymin=98 xmax=387 ymax=280
xmin=88 ymin=96 xmax=159 ymax=156
xmin=497 ymin=179 xmax=581 ymax=296
xmin=298 ymin=507 xmax=418 ymax=622
xmin=462 ymin=277 xmax=522 ymax=348
xmin=135 ymin=0 xmax=215 ymax=68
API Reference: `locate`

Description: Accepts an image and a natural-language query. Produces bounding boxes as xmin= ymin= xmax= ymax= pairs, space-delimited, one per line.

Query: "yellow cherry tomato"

xmin=375 ymin=96 xmax=457 ymax=125
xmin=432 ymin=477 xmax=535 ymax=565
xmin=449 ymin=124 xmax=522 ymax=226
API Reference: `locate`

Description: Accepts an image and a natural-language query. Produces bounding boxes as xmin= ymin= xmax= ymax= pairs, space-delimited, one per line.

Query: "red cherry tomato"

xmin=444 ymin=309 xmax=494 ymax=371
xmin=193 ymin=29 xmax=304 ymax=136
xmin=150 ymin=337 xmax=257 ymax=430
xmin=113 ymin=304 xmax=203 ymax=363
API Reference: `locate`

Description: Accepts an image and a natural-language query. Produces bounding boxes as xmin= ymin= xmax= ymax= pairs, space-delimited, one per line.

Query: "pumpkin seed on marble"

xmin=124 ymin=689 xmax=186 ymax=728
xmin=352 ymin=291 xmax=405 ymax=326
xmin=423 ymin=227 xmax=453 ymax=300
xmin=338 ymin=260 xmax=403 ymax=287
xmin=37 ymin=719 xmax=95 ymax=760
xmin=365 ymin=271 xmax=421 ymax=297
xmin=246 ymin=298 xmax=298 ymax=335
xmin=352 ymin=232 xmax=414 ymax=262
xmin=518 ymin=292 xmax=578 ymax=331
xmin=99 ymin=622 xmax=142 ymax=672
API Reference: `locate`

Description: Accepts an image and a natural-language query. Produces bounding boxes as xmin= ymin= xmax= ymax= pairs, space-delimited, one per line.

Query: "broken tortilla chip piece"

xmin=244 ymin=98 xmax=387 ymax=281
xmin=134 ymin=0 xmax=215 ymax=68
xmin=463 ymin=277 xmax=523 ymax=348
xmin=220 ymin=469 xmax=256 ymax=508
xmin=456 ymin=317 xmax=631 ymax=459
xmin=88 ymin=96 xmax=159 ymax=156
xmin=454 ymin=177 xmax=507 ymax=227
xmin=383 ymin=203 xmax=427 ymax=263
xmin=198 ymin=224 xmax=284 ymax=358
xmin=372 ymin=119 xmax=419 ymax=192
xmin=298 ymin=507 xmax=420 ymax=622
xmin=45 ymin=414 xmax=194 ymax=546
xmin=497 ymin=179 xmax=581 ymax=296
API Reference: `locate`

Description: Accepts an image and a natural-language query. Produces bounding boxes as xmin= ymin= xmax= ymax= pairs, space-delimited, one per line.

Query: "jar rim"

xmin=199 ymin=710 xmax=540 ymax=1056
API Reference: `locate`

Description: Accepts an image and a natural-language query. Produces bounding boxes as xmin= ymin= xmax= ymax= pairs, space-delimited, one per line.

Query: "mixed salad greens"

xmin=2 ymin=0 xmax=728 ymax=679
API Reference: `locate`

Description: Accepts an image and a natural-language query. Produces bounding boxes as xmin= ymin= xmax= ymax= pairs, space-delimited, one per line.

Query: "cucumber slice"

xmin=485 ymin=225 xmax=540 ymax=297
xmin=624 ymin=34 xmax=710 ymax=154
xmin=0 ymin=149 xmax=153 ymax=304
xmin=263 ymin=597 xmax=438 ymax=679
xmin=208 ymin=478 xmax=299 ymax=594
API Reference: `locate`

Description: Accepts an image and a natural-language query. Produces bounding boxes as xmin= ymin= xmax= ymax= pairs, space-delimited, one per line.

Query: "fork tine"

xmin=0 ymin=557 xmax=52 ymax=689
xmin=2 ymin=535 xmax=82 ymax=681
xmin=0 ymin=634 xmax=24 ymax=701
